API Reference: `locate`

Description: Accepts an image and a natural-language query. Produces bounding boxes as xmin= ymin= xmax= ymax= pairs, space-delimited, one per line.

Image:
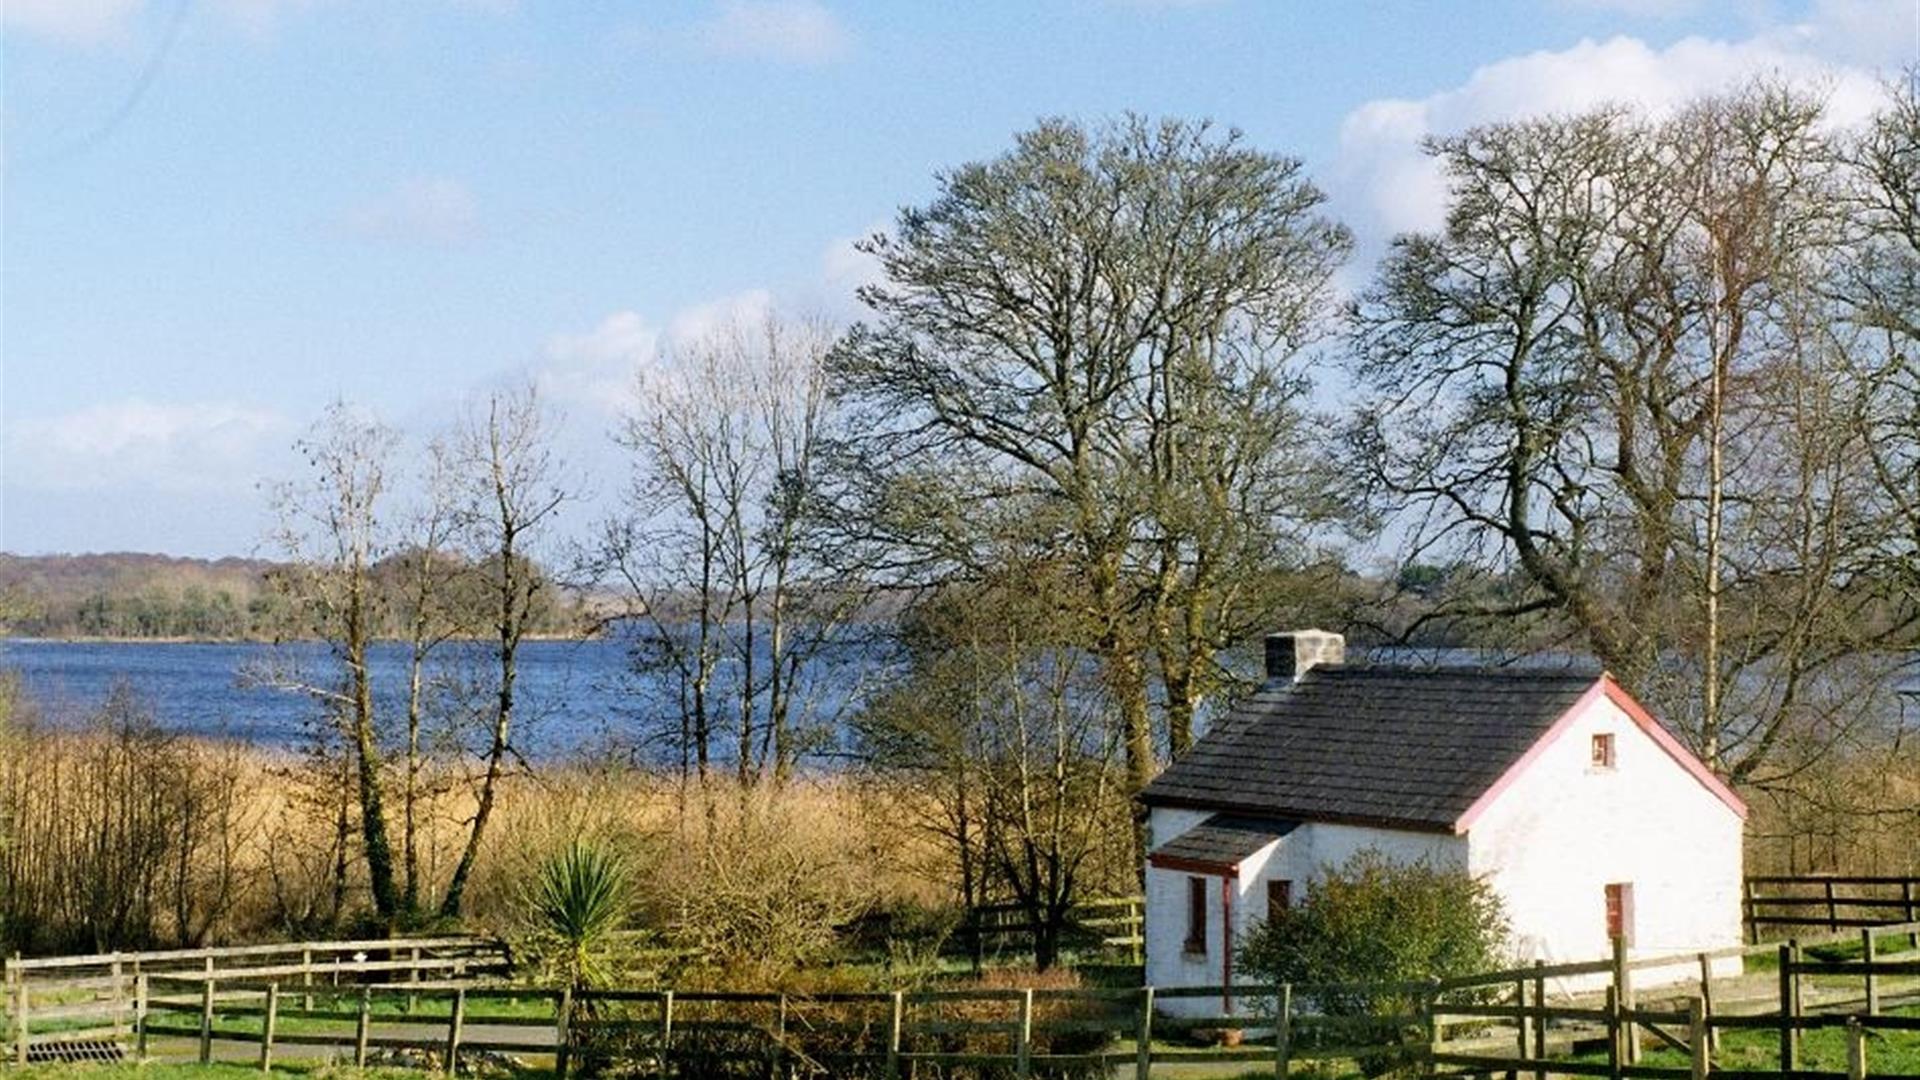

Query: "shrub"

xmin=524 ymin=840 xmax=631 ymax=990
xmin=1236 ymin=850 xmax=1508 ymax=1076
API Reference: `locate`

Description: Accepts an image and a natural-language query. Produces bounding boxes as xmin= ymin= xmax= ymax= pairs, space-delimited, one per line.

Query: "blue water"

xmin=0 ymin=637 xmax=709 ymax=756
xmin=6 ymin=638 xmax=1911 ymax=759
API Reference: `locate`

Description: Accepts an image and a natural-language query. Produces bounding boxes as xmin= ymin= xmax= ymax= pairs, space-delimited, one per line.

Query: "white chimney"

xmin=1265 ymin=629 xmax=1345 ymax=683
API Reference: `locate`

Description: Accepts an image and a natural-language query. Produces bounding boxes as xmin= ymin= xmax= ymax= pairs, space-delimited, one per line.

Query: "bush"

xmin=524 ymin=840 xmax=631 ymax=990
xmin=1236 ymin=850 xmax=1508 ymax=1076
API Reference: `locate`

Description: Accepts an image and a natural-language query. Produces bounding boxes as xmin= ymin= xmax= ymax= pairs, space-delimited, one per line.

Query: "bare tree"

xmin=439 ymin=381 xmax=570 ymax=918
xmin=1349 ymin=83 xmax=1919 ymax=785
xmin=392 ymin=437 xmax=469 ymax=915
xmin=853 ymin=565 xmax=1132 ymax=969
xmin=263 ymin=401 xmax=405 ymax=919
xmin=589 ymin=313 xmax=865 ymax=803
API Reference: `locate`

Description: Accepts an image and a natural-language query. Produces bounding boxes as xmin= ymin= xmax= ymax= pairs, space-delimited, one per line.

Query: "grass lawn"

xmin=6 ymin=1065 xmax=555 ymax=1080
xmin=1570 ymin=1003 xmax=1920 ymax=1075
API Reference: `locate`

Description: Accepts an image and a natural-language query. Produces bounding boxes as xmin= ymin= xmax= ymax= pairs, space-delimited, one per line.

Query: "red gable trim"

xmin=1598 ymin=676 xmax=1748 ymax=820
xmin=1148 ymin=853 xmax=1238 ymax=877
xmin=1452 ymin=675 xmax=1748 ymax=834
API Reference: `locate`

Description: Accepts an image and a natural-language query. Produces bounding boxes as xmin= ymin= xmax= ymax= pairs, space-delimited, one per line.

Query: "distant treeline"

xmin=0 ymin=552 xmax=586 ymax=640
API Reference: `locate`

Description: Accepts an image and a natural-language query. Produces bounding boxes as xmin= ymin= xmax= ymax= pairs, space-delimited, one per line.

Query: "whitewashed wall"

xmin=1144 ymin=806 xmax=1468 ymax=1016
xmin=1465 ymin=693 xmax=1746 ymax=990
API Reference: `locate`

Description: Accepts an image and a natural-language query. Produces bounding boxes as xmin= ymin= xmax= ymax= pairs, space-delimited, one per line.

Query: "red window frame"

xmin=1591 ymin=733 xmax=1617 ymax=769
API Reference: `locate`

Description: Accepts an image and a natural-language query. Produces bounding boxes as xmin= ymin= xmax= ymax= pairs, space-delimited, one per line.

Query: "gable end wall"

xmin=1464 ymin=693 xmax=1744 ymax=979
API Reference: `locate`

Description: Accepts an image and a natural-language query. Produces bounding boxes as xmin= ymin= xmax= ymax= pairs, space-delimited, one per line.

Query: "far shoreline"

xmin=0 ymin=632 xmax=601 ymax=646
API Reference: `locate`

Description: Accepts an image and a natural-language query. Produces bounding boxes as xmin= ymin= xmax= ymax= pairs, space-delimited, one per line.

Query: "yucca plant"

xmin=527 ymin=839 xmax=631 ymax=991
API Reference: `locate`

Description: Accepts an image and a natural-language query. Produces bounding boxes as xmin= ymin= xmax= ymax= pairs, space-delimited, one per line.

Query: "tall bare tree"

xmin=590 ymin=313 xmax=865 ymax=801
xmin=439 ymin=382 xmax=570 ymax=918
xmin=1350 ymin=83 xmax=1919 ymax=785
xmin=391 ymin=437 xmax=468 ymax=915
xmin=264 ymin=401 xmax=405 ymax=919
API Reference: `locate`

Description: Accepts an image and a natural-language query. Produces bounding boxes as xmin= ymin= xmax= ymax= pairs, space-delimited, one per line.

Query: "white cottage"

xmin=1139 ymin=630 xmax=1747 ymax=1012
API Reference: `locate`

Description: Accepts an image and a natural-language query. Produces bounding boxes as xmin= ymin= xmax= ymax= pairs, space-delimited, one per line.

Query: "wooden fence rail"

xmin=8 ymin=920 xmax=1920 ymax=1075
xmin=3 ymin=937 xmax=508 ymax=1067
xmin=964 ymin=894 xmax=1145 ymax=970
xmin=1746 ymin=876 xmax=1920 ymax=945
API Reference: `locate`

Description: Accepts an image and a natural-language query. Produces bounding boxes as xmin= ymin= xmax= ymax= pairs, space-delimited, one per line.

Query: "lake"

xmin=0 ymin=637 xmax=706 ymax=757
xmin=5 ymin=638 xmax=1911 ymax=761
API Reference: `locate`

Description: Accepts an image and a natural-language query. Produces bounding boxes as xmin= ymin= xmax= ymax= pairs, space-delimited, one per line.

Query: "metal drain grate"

xmin=27 ymin=1039 xmax=128 ymax=1064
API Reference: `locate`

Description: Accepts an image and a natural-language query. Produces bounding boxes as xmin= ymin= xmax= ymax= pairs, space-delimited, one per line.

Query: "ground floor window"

xmin=1185 ymin=875 xmax=1207 ymax=954
xmin=1267 ymin=878 xmax=1292 ymax=917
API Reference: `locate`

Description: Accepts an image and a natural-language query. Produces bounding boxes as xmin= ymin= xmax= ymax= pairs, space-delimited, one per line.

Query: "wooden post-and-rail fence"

xmin=1745 ymin=874 xmax=1920 ymax=946
xmin=3 ymin=937 xmax=505 ymax=1067
xmin=9 ymin=919 xmax=1920 ymax=1076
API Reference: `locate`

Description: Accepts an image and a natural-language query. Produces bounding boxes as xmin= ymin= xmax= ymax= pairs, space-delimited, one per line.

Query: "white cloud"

xmin=4 ymin=399 xmax=293 ymax=494
xmin=531 ymin=289 xmax=791 ymax=418
xmin=341 ymin=176 xmax=479 ymax=247
xmin=667 ymin=288 xmax=776 ymax=346
xmin=1333 ymin=23 xmax=1893 ymax=240
xmin=693 ymin=0 xmax=851 ymax=65
xmin=537 ymin=311 xmax=663 ymax=413
xmin=820 ymin=225 xmax=886 ymax=295
xmin=1 ymin=0 xmax=144 ymax=44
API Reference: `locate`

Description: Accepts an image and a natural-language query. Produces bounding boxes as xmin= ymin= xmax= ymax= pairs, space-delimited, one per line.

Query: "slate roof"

xmin=1139 ymin=665 xmax=1601 ymax=832
xmin=1150 ymin=814 xmax=1299 ymax=868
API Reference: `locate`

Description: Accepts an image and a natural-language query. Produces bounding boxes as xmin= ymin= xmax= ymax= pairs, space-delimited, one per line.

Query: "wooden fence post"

xmin=1825 ymin=880 xmax=1838 ymax=932
xmin=1862 ymin=929 xmax=1879 ymax=1015
xmin=1696 ymin=953 xmax=1717 ymax=1053
xmin=1426 ymin=977 xmax=1443 ymax=1061
xmin=301 ymin=949 xmax=313 ymax=1012
xmin=1274 ymin=983 xmax=1291 ymax=1080
xmin=774 ymin=992 xmax=789 ymax=1080
xmin=657 ymin=989 xmax=674 ymax=1075
xmin=1743 ymin=880 xmax=1758 ymax=944
xmin=1845 ymin=1017 xmax=1865 ymax=1080
xmin=1604 ymin=986 xmax=1621 ymax=1080
xmin=1135 ymin=986 xmax=1154 ymax=1080
xmin=886 ymin=990 xmax=904 ymax=1079
xmin=1513 ymin=975 xmax=1528 ymax=1078
xmin=135 ymin=973 xmax=150 ymax=1061
xmin=444 ymin=986 xmax=466 ymax=1077
xmin=1903 ymin=880 xmax=1918 ymax=951
xmin=110 ymin=955 xmax=125 ymax=1043
xmin=1777 ymin=942 xmax=1799 ymax=1071
xmin=354 ymin=987 xmax=371 ymax=1067
xmin=409 ymin=946 xmax=422 ymax=1014
xmin=1531 ymin=960 xmax=1547 ymax=1080
xmin=555 ymin=987 xmax=572 ymax=1078
xmin=1613 ymin=934 xmax=1639 ymax=1064
xmin=260 ymin=983 xmax=280 ymax=1072
xmin=199 ymin=977 xmax=216 ymax=1065
xmin=1015 ymin=987 xmax=1033 ymax=1080
xmin=14 ymin=961 xmax=29 ymax=1066
xmin=1687 ymin=997 xmax=1707 ymax=1080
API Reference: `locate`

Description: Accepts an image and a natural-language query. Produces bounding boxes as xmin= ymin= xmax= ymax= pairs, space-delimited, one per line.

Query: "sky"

xmin=2 ymin=0 xmax=1916 ymax=558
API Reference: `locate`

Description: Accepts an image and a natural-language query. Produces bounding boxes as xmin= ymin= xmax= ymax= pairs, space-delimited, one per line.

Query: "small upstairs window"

xmin=1591 ymin=733 xmax=1617 ymax=769
xmin=1267 ymin=879 xmax=1292 ymax=917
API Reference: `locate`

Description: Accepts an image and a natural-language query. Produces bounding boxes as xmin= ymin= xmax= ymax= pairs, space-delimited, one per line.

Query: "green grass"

xmin=8 ymin=1064 xmax=555 ymax=1080
xmin=1570 ymin=1003 xmax=1920 ymax=1074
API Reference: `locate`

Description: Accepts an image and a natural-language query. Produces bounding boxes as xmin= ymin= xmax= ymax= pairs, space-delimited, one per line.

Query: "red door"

xmin=1605 ymin=883 xmax=1635 ymax=944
